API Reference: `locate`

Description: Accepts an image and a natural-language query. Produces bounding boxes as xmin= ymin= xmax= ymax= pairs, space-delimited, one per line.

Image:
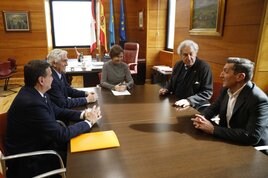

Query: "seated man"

xmin=159 ymin=40 xmax=213 ymax=110
xmin=192 ymin=57 xmax=268 ymax=155
xmin=5 ymin=60 xmax=101 ymax=177
xmin=47 ymin=49 xmax=97 ymax=108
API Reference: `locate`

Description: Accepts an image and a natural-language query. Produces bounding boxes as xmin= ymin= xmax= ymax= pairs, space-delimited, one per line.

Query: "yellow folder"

xmin=70 ymin=130 xmax=120 ymax=153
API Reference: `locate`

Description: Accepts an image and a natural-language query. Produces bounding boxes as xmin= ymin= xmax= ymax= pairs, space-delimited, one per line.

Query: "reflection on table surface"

xmin=67 ymin=84 xmax=268 ymax=178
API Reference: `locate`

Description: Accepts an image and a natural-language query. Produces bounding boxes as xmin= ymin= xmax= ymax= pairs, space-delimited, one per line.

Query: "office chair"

xmin=7 ymin=58 xmax=17 ymax=73
xmin=210 ymin=82 xmax=223 ymax=103
xmin=0 ymin=112 xmax=66 ymax=178
xmin=123 ymin=42 xmax=139 ymax=75
xmin=0 ymin=61 xmax=14 ymax=92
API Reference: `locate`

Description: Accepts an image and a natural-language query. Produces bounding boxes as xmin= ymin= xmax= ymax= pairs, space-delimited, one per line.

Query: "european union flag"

xmin=119 ymin=0 xmax=126 ymax=42
xmin=109 ymin=0 xmax=115 ymax=49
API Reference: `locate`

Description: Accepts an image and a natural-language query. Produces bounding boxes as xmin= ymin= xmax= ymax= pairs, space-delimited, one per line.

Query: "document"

xmin=70 ymin=130 xmax=120 ymax=153
xmin=76 ymin=87 xmax=95 ymax=93
xmin=153 ymin=65 xmax=172 ymax=74
xmin=111 ymin=90 xmax=131 ymax=96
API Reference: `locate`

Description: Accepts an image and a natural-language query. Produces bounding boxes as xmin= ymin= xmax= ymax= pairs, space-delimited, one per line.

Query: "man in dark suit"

xmin=159 ymin=40 xmax=213 ymax=110
xmin=6 ymin=60 xmax=101 ymax=177
xmin=192 ymin=57 xmax=268 ymax=154
xmin=47 ymin=49 xmax=98 ymax=108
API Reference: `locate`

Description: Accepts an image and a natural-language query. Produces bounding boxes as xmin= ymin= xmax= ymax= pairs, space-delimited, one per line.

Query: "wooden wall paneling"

xmin=207 ymin=62 xmax=225 ymax=83
xmin=149 ymin=0 xmax=167 ymax=10
xmin=257 ymin=25 xmax=268 ymax=71
xmin=146 ymin=48 xmax=162 ymax=66
xmin=1 ymin=0 xmax=45 ymax=11
xmin=30 ymin=11 xmax=47 ymax=31
xmin=254 ymin=0 xmax=268 ymax=92
xmin=0 ymin=48 xmax=48 ymax=65
xmin=254 ymin=72 xmax=268 ymax=93
xmin=224 ymin=0 xmax=264 ymax=26
xmin=146 ymin=0 xmax=167 ymax=79
xmin=175 ymin=0 xmax=190 ymax=28
xmin=0 ymin=32 xmax=47 ymax=48
xmin=147 ymin=29 xmax=165 ymax=48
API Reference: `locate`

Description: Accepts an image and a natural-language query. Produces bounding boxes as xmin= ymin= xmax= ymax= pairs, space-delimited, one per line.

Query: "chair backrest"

xmin=7 ymin=58 xmax=16 ymax=72
xmin=0 ymin=113 xmax=7 ymax=154
xmin=0 ymin=62 xmax=12 ymax=77
xmin=0 ymin=112 xmax=7 ymax=178
xmin=210 ymin=82 xmax=223 ymax=103
xmin=123 ymin=42 xmax=139 ymax=71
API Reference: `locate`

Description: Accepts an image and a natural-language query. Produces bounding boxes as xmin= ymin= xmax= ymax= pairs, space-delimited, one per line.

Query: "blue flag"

xmin=119 ymin=0 xmax=126 ymax=42
xmin=109 ymin=0 xmax=115 ymax=49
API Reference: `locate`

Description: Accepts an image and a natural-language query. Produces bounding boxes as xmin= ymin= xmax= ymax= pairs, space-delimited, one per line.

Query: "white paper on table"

xmin=111 ymin=90 xmax=131 ymax=96
xmin=76 ymin=88 xmax=95 ymax=93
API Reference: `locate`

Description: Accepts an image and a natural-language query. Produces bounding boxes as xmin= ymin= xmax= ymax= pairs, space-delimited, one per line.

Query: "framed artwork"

xmin=138 ymin=10 xmax=144 ymax=30
xmin=2 ymin=11 xmax=31 ymax=32
xmin=189 ymin=0 xmax=225 ymax=36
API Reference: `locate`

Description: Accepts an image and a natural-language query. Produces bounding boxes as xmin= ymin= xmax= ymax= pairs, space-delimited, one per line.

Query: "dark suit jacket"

xmin=202 ymin=81 xmax=268 ymax=146
xmin=47 ymin=69 xmax=87 ymax=108
xmin=165 ymin=58 xmax=213 ymax=108
xmin=5 ymin=86 xmax=90 ymax=177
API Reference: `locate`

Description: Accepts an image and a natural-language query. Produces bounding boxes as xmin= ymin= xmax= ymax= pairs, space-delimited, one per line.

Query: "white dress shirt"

xmin=226 ymin=84 xmax=246 ymax=128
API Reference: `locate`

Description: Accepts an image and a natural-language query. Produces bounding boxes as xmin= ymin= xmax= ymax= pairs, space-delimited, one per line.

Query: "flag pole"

xmin=96 ymin=0 xmax=101 ymax=60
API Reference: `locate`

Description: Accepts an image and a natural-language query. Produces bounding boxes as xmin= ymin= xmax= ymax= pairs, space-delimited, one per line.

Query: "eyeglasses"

xmin=181 ymin=53 xmax=195 ymax=57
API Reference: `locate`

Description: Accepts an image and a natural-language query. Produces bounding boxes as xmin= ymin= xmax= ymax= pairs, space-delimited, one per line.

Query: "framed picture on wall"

xmin=189 ymin=0 xmax=225 ymax=36
xmin=2 ymin=11 xmax=31 ymax=32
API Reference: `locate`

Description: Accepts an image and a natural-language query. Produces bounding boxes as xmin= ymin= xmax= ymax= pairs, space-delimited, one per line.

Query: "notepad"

xmin=111 ymin=90 xmax=131 ymax=96
xmin=75 ymin=87 xmax=95 ymax=93
xmin=70 ymin=130 xmax=120 ymax=153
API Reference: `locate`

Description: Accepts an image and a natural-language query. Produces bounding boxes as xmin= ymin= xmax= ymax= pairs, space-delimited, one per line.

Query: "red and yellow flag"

xmin=91 ymin=0 xmax=107 ymax=53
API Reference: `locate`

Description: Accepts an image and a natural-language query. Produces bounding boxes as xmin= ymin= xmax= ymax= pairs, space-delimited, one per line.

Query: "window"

xmin=166 ymin=0 xmax=176 ymax=51
xmin=50 ymin=0 xmax=95 ymax=48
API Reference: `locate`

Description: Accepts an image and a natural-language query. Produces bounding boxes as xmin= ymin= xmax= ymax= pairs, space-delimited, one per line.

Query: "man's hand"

xmin=86 ymin=92 xmax=98 ymax=103
xmin=84 ymin=105 xmax=101 ymax=125
xmin=191 ymin=114 xmax=214 ymax=134
xmin=159 ymin=88 xmax=168 ymax=95
xmin=174 ymin=99 xmax=190 ymax=108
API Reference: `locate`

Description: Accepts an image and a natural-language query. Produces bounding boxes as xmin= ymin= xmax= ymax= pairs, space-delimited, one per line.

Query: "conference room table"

xmin=67 ymin=84 xmax=268 ymax=178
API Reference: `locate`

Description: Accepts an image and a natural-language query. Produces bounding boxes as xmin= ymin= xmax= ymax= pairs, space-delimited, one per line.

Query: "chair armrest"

xmin=56 ymin=120 xmax=67 ymax=128
xmin=128 ymin=63 xmax=138 ymax=70
xmin=128 ymin=63 xmax=137 ymax=67
xmin=3 ymin=150 xmax=61 ymax=161
xmin=33 ymin=168 xmax=66 ymax=178
xmin=1 ymin=150 xmax=66 ymax=178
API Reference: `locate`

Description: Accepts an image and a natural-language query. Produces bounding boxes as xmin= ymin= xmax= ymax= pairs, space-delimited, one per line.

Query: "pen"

xmin=118 ymin=82 xmax=125 ymax=86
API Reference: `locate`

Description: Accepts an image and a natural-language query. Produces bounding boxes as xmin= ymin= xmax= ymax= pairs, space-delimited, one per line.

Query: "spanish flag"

xmin=91 ymin=0 xmax=107 ymax=53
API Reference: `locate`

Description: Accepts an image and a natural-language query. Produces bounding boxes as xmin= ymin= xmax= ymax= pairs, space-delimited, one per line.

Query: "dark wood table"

xmin=67 ymin=84 xmax=268 ymax=178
